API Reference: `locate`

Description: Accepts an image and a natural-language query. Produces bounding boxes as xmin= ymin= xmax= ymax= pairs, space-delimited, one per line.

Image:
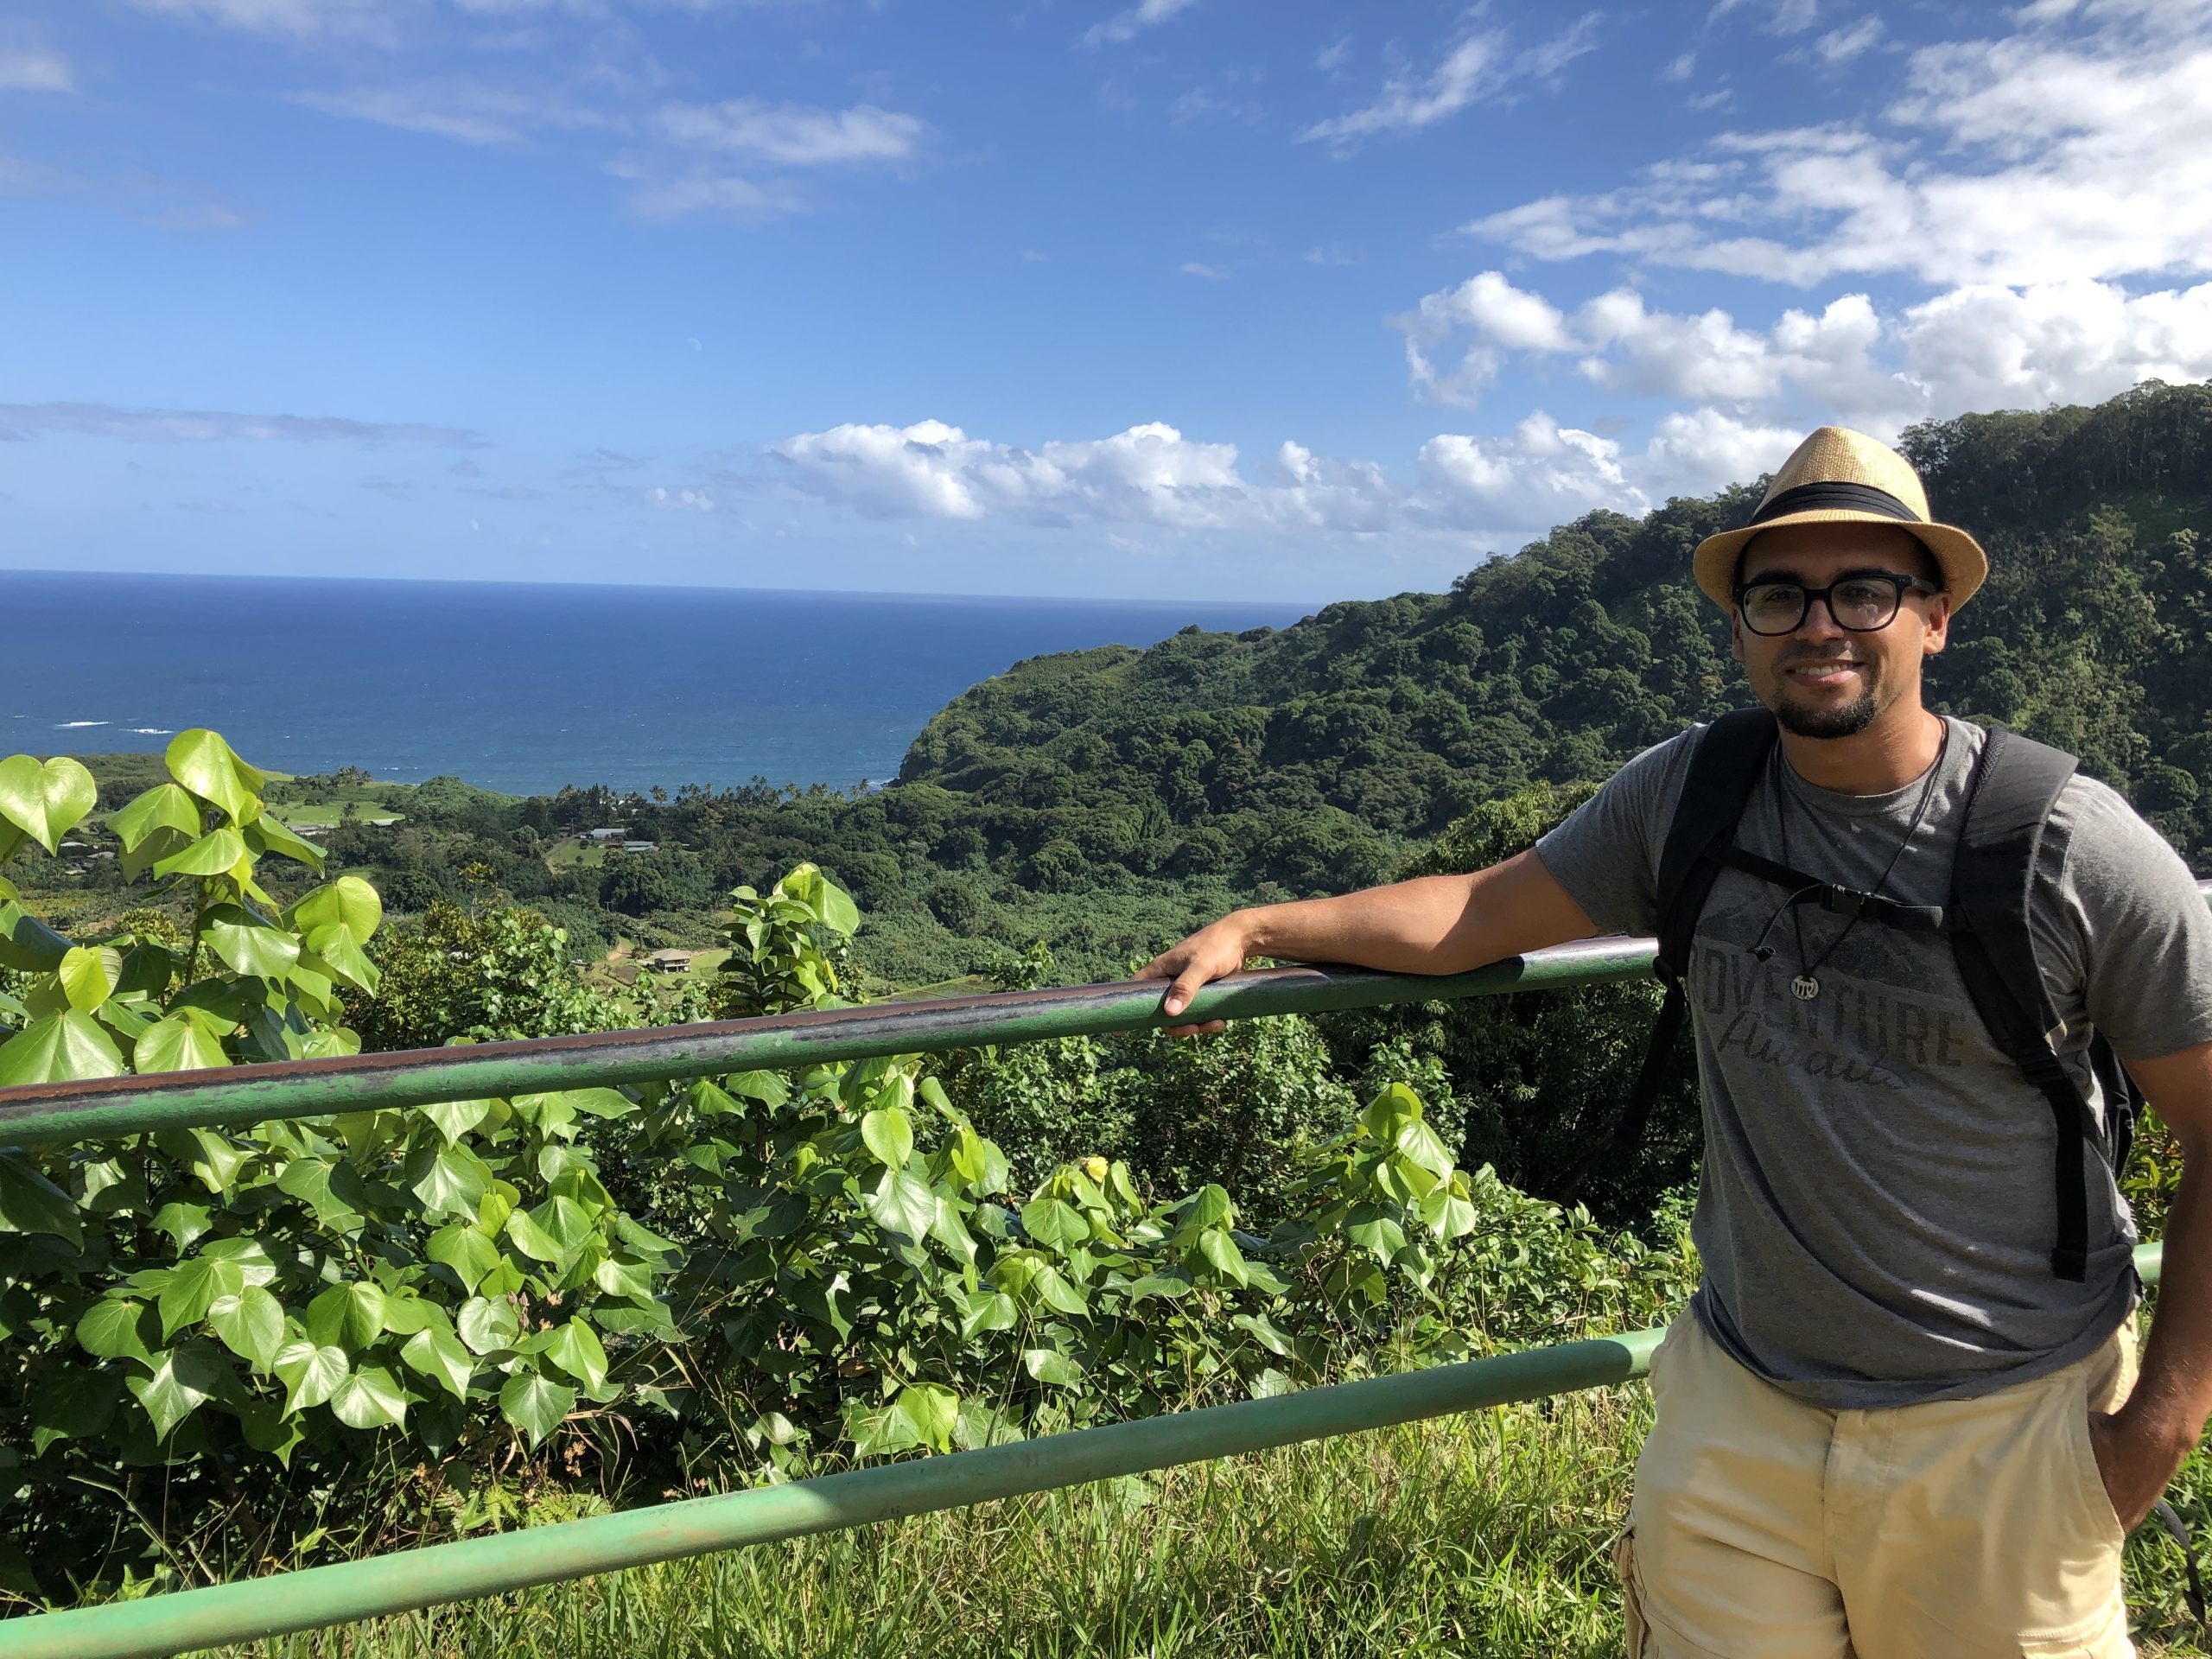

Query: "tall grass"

xmin=163 ymin=1383 xmax=2212 ymax=1659
xmin=191 ymin=1391 xmax=1646 ymax=1659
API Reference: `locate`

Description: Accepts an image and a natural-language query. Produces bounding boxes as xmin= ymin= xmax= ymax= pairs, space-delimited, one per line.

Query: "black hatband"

xmin=1750 ymin=480 xmax=1917 ymax=526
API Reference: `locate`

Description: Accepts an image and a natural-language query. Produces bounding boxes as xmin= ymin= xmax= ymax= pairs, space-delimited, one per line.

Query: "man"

xmin=1136 ymin=426 xmax=2212 ymax=1656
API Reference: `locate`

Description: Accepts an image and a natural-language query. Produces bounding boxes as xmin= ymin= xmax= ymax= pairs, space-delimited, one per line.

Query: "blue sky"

xmin=3 ymin=0 xmax=2209 ymax=601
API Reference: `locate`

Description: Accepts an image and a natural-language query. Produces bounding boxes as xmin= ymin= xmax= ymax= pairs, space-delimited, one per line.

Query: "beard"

xmin=1771 ymin=654 xmax=1882 ymax=738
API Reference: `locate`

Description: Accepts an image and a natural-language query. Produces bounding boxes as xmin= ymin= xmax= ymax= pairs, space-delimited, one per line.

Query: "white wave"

xmin=128 ymin=727 xmax=174 ymax=734
xmin=56 ymin=720 xmax=109 ymax=728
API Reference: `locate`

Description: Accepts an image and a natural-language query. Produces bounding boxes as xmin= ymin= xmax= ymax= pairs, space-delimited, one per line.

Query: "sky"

xmin=2 ymin=0 xmax=2209 ymax=603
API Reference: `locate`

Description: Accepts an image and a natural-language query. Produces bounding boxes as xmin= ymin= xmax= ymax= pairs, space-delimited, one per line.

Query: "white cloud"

xmin=645 ymin=486 xmax=715 ymax=512
xmin=285 ymin=81 xmax=613 ymax=147
xmin=656 ymin=100 xmax=927 ymax=167
xmin=1521 ymin=12 xmax=1604 ymax=81
xmin=1813 ymin=16 xmax=1885 ymax=65
xmin=1414 ymin=414 xmax=1645 ymax=528
xmin=1396 ymin=271 xmax=1904 ymax=417
xmin=1642 ymin=408 xmax=1802 ymax=498
xmin=0 ymin=26 xmax=75 ymax=93
xmin=1299 ymin=34 xmax=1501 ymax=145
xmin=1662 ymin=50 xmax=1697 ymax=80
xmin=1462 ymin=7 xmax=2212 ymax=289
xmin=1894 ymin=279 xmax=2212 ymax=410
xmin=125 ymin=0 xmax=404 ymax=45
xmin=772 ymin=419 xmax=1282 ymax=531
xmin=1394 ymin=260 xmax=2212 ymax=460
xmin=1300 ymin=15 xmax=1601 ymax=148
xmin=1083 ymin=0 xmax=1199 ymax=49
xmin=0 ymin=401 xmax=483 ymax=445
xmin=618 ymin=169 xmax=806 ymax=221
xmin=763 ymin=411 xmax=1802 ymax=550
xmin=1179 ymin=261 xmax=1229 ymax=281
xmin=1709 ymin=0 xmax=1825 ymax=34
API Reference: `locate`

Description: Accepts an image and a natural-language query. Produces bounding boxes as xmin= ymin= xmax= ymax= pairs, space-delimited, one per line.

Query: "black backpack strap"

xmin=1561 ymin=711 xmax=1778 ymax=1198
xmin=1713 ymin=845 xmax=1957 ymax=933
xmin=1947 ymin=725 xmax=2103 ymax=1281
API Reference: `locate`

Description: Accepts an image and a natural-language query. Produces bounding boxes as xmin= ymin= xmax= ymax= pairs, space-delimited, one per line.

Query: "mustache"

xmin=1777 ymin=650 xmax=1870 ymax=669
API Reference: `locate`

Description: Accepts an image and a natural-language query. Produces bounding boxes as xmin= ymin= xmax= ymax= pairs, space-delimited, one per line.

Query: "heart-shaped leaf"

xmin=165 ymin=729 xmax=265 ymax=823
xmin=400 ymin=1324 xmax=475 ymax=1401
xmin=130 ymin=1341 xmax=231 ymax=1441
xmin=329 ymin=1365 xmax=408 ymax=1431
xmin=0 ymin=1011 xmax=124 ymax=1086
xmin=409 ymin=1146 xmax=490 ymax=1221
xmin=536 ymin=1318 xmax=608 ymax=1392
xmin=133 ymin=1014 xmax=232 ymax=1076
xmin=77 ymin=1297 xmax=158 ymax=1364
xmin=867 ymin=1169 xmax=940 ymax=1242
xmin=305 ymin=1281 xmax=385 ymax=1351
xmin=157 ymin=1255 xmax=245 ymax=1341
xmin=274 ymin=1340 xmax=348 ymax=1414
xmin=427 ymin=1223 xmax=499 ymax=1292
xmin=0 ymin=754 xmax=96 ymax=854
xmin=208 ymin=1286 xmax=286 ymax=1370
xmin=861 ymin=1105 xmax=914 ymax=1169
xmin=1020 ymin=1198 xmax=1088 ymax=1254
xmin=153 ymin=827 xmax=247 ymax=880
xmin=1021 ymin=1347 xmax=1085 ymax=1388
xmin=56 ymin=944 xmax=120 ymax=1015
xmin=201 ymin=906 xmax=301 ymax=978
xmin=290 ymin=874 xmax=382 ymax=941
xmin=893 ymin=1382 xmax=960 ymax=1452
xmin=457 ymin=1294 xmax=519 ymax=1356
xmin=108 ymin=783 xmax=201 ymax=852
xmin=499 ymin=1370 xmax=575 ymax=1446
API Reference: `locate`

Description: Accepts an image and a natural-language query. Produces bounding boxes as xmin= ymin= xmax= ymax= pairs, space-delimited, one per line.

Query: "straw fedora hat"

xmin=1692 ymin=425 xmax=1987 ymax=612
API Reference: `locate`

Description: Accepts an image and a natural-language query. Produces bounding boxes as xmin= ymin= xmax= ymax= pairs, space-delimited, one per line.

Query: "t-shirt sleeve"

xmin=1533 ymin=730 xmax=1697 ymax=938
xmin=2053 ymin=777 xmax=2212 ymax=1063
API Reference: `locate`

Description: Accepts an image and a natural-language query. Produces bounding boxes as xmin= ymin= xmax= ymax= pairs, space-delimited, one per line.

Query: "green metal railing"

xmin=2 ymin=891 xmax=2202 ymax=1658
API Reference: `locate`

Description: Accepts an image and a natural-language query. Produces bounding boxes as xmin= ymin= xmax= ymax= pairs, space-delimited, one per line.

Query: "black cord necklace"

xmin=1764 ymin=718 xmax=1950 ymax=1001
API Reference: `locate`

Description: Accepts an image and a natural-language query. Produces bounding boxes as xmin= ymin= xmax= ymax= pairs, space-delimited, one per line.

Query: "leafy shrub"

xmin=0 ymin=754 xmax=1694 ymax=1600
xmin=349 ymin=902 xmax=620 ymax=1052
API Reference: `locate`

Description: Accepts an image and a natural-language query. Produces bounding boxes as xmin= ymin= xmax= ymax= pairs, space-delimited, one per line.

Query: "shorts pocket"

xmin=1613 ymin=1525 xmax=1649 ymax=1657
xmin=2062 ymin=1375 xmax=2126 ymax=1553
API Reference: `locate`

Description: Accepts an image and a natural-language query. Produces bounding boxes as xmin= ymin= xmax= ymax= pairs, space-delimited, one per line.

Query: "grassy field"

xmin=267 ymin=797 xmax=405 ymax=829
xmin=153 ymin=1386 xmax=2212 ymax=1659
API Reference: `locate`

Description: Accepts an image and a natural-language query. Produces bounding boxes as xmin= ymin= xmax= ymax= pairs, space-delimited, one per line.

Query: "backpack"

xmin=1595 ymin=707 xmax=2143 ymax=1284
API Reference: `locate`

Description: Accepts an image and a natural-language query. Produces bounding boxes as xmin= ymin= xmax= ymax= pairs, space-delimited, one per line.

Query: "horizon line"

xmin=0 ymin=565 xmax=1338 ymax=613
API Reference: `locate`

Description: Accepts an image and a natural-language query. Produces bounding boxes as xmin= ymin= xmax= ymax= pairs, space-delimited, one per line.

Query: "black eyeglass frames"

xmin=1730 ymin=573 xmax=1942 ymax=636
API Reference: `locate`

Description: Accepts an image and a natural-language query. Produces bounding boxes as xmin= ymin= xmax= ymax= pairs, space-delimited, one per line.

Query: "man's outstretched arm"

xmin=1133 ymin=849 xmax=1599 ymax=1038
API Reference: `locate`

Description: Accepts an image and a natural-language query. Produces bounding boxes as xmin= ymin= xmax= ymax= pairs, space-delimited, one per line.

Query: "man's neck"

xmin=1777 ymin=702 xmax=1946 ymax=795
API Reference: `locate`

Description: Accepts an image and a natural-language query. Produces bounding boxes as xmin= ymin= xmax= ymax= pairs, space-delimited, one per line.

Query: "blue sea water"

xmin=3 ymin=571 xmax=1313 ymax=796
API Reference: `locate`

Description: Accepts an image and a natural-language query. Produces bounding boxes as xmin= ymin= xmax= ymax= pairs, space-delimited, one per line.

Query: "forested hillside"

xmin=28 ymin=382 xmax=2209 ymax=1000
xmin=902 ymin=380 xmax=2212 ymax=874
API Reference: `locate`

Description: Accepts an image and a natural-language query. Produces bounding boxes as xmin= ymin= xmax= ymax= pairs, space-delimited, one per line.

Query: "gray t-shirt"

xmin=1536 ymin=716 xmax=2212 ymax=1408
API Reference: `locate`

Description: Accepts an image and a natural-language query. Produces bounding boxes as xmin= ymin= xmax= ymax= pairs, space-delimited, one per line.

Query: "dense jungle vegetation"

xmin=3 ymin=379 xmax=2209 ymax=1648
xmin=28 ymin=384 xmax=2212 ymax=1001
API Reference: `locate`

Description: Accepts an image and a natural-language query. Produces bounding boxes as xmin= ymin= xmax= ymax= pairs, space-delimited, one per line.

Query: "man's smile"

xmin=1782 ymin=658 xmax=1866 ymax=690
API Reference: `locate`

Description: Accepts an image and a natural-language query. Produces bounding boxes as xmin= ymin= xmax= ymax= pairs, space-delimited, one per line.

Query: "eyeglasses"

xmin=1731 ymin=573 xmax=1941 ymax=636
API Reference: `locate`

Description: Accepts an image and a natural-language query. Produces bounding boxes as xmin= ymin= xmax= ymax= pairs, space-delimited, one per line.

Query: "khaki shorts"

xmin=1617 ymin=1313 xmax=2139 ymax=1658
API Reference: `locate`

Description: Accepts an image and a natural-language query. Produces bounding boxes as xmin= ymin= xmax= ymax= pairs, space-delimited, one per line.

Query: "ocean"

xmin=3 ymin=571 xmax=1313 ymax=796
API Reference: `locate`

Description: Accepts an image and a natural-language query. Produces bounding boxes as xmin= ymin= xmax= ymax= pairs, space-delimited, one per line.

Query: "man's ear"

xmin=1921 ymin=594 xmax=1951 ymax=658
xmin=1729 ymin=608 xmax=1747 ymax=665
